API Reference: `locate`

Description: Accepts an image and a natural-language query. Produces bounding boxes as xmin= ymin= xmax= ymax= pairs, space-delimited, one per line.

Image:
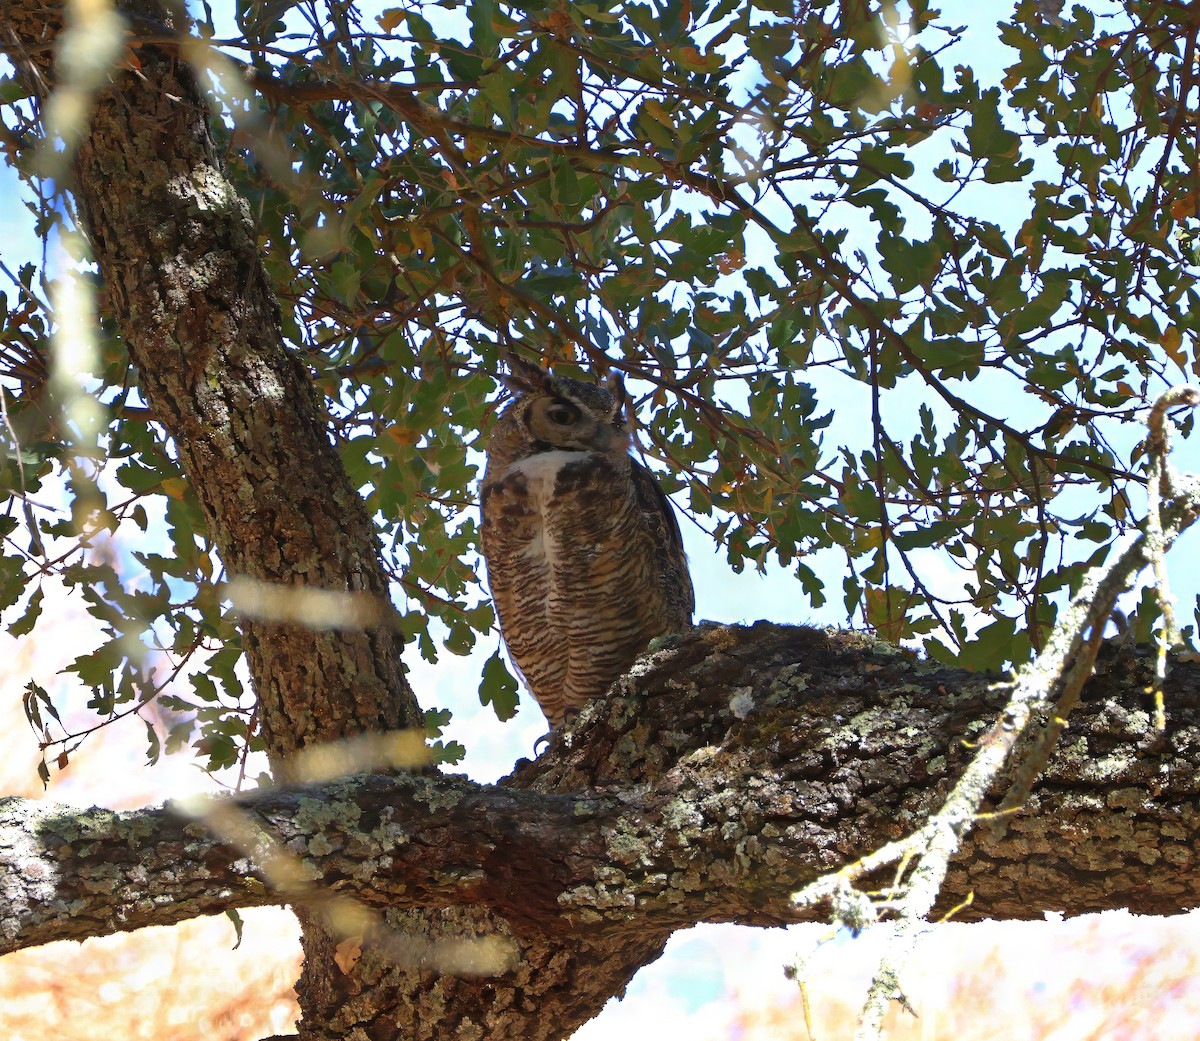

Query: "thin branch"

xmin=794 ymin=384 xmax=1200 ymax=1041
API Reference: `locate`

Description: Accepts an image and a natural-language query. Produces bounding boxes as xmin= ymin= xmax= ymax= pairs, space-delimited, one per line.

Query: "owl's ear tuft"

xmin=499 ymin=353 xmax=554 ymax=396
xmin=604 ymin=372 xmax=627 ymax=413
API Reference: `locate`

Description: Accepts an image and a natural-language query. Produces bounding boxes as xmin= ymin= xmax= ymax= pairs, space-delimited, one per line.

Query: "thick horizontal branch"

xmin=3 ymin=624 xmax=1199 ymax=956
xmin=0 ymin=776 xmax=613 ymax=952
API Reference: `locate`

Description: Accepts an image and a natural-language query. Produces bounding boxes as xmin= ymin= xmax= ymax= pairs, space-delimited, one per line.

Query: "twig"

xmin=1144 ymin=384 xmax=1200 ymax=727
xmin=0 ymin=384 xmax=44 ymax=556
xmin=793 ymin=385 xmax=1200 ymax=1041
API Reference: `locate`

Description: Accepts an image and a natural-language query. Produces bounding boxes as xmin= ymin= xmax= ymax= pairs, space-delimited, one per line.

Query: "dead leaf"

xmin=376 ymin=9 xmax=405 ymax=32
xmin=334 ymin=937 xmax=363 ymax=974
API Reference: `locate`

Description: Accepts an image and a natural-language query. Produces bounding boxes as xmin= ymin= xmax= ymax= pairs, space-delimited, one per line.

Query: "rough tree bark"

xmin=3 ymin=5 xmax=1199 ymax=1041
xmin=2 ymin=2 xmax=439 ymax=1033
xmin=3 ymin=626 xmax=1200 ymax=1021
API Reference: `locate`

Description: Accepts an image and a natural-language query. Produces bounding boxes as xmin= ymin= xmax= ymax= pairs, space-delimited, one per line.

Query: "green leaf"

xmin=469 ymin=0 xmax=499 ymax=57
xmin=7 ymin=584 xmax=42 ymax=637
xmin=479 ymin=649 xmax=520 ymax=721
xmin=328 ymin=259 xmax=362 ymax=305
xmin=226 ymin=909 xmax=245 ymax=950
xmin=0 ymin=554 xmax=25 ymax=614
xmin=145 ymin=720 xmax=162 ymax=765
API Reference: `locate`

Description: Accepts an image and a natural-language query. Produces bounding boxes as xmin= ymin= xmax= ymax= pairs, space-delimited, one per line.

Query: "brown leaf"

xmin=334 ymin=937 xmax=363 ymax=975
xmin=376 ymin=9 xmax=405 ymax=32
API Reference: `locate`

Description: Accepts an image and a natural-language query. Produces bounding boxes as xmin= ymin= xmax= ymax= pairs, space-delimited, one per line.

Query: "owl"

xmin=480 ymin=356 xmax=695 ymax=728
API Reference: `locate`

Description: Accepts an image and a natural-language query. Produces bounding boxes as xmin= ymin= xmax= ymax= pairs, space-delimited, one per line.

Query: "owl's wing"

xmin=630 ymin=458 xmax=696 ymax=625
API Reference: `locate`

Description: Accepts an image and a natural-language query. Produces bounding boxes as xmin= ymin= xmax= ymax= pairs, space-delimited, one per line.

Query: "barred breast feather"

xmin=480 ymin=361 xmax=693 ymax=728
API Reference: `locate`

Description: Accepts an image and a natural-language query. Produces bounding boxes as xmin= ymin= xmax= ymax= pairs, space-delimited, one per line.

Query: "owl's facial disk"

xmin=525 ymin=394 xmax=623 ymax=452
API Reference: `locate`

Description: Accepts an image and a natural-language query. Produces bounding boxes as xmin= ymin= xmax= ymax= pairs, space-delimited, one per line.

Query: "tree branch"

xmin=4 ymin=624 xmax=1200 ymax=961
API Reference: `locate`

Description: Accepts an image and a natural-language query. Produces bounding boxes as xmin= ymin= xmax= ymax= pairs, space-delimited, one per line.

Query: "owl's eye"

xmin=545 ymin=403 xmax=579 ymax=426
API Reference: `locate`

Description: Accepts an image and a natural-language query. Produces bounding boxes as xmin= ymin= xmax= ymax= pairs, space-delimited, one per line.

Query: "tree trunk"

xmin=3 ymin=2 xmax=428 ymax=1033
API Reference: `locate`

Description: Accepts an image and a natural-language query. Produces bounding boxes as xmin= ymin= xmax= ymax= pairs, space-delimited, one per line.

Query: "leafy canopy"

xmin=1 ymin=0 xmax=1198 ymax=776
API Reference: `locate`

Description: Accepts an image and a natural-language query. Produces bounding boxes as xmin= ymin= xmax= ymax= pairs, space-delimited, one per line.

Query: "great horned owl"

xmin=480 ymin=357 xmax=694 ymax=727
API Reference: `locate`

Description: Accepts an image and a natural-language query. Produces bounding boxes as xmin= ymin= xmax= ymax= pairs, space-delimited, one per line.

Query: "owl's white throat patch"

xmin=503 ymin=450 xmax=592 ymax=500
xmin=503 ymin=450 xmax=593 ymax=566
